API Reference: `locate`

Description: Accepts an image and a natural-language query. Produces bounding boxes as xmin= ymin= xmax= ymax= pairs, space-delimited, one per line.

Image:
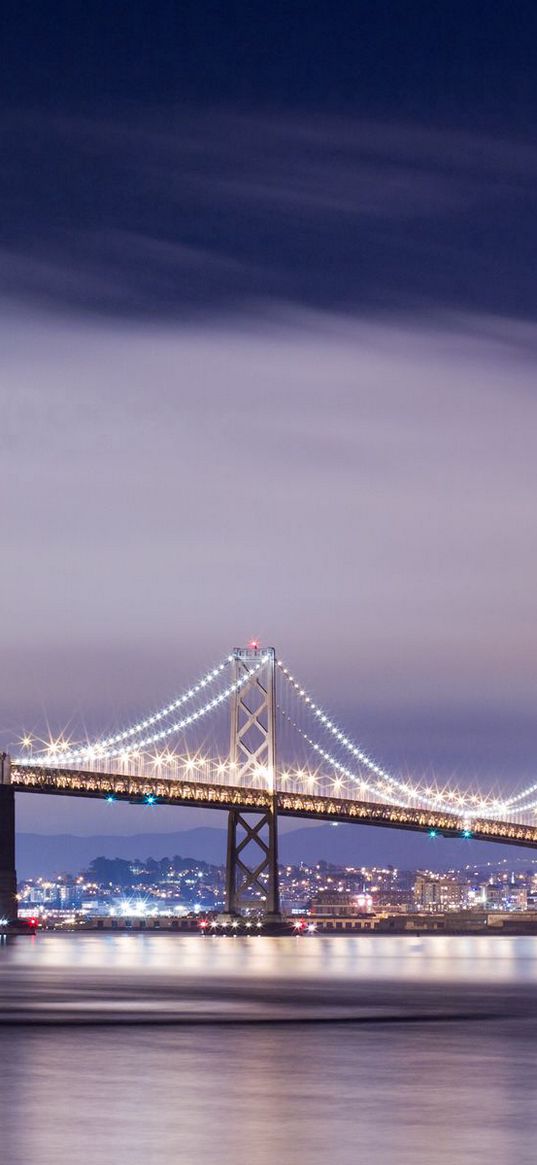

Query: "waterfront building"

xmin=413 ymin=873 xmax=469 ymax=912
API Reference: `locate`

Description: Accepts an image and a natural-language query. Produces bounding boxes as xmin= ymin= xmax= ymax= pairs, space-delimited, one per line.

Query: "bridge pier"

xmin=0 ymin=755 xmax=17 ymax=923
xmin=224 ymin=797 xmax=280 ymax=918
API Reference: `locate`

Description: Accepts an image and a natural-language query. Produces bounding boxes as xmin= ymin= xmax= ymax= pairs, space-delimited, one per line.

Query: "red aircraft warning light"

xmin=248 ymin=639 xmax=260 ymax=650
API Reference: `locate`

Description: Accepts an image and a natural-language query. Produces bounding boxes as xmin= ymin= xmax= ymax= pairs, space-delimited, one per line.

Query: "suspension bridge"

xmin=2 ymin=644 xmax=537 ymax=923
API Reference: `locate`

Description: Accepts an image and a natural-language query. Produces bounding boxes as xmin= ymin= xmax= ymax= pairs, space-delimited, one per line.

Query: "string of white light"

xmin=506 ymin=797 xmax=537 ymax=814
xmin=502 ymin=783 xmax=537 ymax=809
xmin=277 ymin=704 xmax=445 ymax=810
xmin=277 ymin=704 xmax=372 ymax=793
xmin=277 ymin=659 xmax=436 ymax=802
xmin=87 ymin=655 xmax=234 ymax=752
xmin=19 ymin=654 xmax=269 ymax=766
xmin=276 ymin=659 xmax=506 ymax=818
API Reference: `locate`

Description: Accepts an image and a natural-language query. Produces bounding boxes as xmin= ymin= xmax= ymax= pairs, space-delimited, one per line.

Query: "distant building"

xmin=413 ymin=873 xmax=468 ymax=912
xmin=371 ymin=887 xmax=413 ymax=912
xmin=309 ymin=890 xmax=373 ymax=917
xmin=485 ymin=882 xmax=504 ymax=910
xmin=506 ymin=887 xmax=528 ymax=911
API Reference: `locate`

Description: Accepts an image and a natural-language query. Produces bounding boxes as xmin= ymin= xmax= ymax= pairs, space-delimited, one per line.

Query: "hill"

xmin=15 ymin=824 xmax=537 ymax=878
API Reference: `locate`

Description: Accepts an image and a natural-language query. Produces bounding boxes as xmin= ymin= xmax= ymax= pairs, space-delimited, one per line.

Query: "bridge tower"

xmin=0 ymin=754 xmax=17 ymax=923
xmin=224 ymin=646 xmax=280 ymax=920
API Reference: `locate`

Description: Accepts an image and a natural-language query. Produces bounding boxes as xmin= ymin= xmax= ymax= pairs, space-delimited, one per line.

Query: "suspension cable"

xmin=502 ymin=782 xmax=537 ymax=809
xmin=278 ymin=704 xmax=446 ymax=810
xmin=277 ymin=659 xmax=505 ymax=817
xmin=93 ymin=655 xmax=234 ymax=751
xmin=19 ymin=653 xmax=270 ymax=765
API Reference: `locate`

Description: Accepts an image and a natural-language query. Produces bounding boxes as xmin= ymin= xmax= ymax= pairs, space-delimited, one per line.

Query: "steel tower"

xmin=224 ymin=646 xmax=280 ymax=918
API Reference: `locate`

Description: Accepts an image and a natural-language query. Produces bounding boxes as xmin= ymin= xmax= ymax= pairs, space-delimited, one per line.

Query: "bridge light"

xmin=145 ymin=794 xmax=156 ymax=805
xmin=429 ymin=829 xmax=437 ymax=838
xmin=462 ymin=829 xmax=473 ymax=839
xmin=106 ymin=795 xmax=115 ymax=804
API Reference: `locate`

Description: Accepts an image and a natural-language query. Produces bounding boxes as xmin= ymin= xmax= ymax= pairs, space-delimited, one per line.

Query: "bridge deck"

xmin=10 ymin=764 xmax=537 ymax=850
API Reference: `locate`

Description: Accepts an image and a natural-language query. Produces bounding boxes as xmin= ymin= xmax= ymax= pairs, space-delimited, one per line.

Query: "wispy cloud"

xmin=1 ymin=110 xmax=536 ymax=320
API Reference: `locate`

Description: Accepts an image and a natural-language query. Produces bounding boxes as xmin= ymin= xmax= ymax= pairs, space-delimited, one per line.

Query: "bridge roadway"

xmin=10 ymin=762 xmax=537 ymax=851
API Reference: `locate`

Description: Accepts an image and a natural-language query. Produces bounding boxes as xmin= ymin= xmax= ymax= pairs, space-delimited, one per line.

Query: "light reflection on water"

xmin=1 ymin=934 xmax=537 ymax=1165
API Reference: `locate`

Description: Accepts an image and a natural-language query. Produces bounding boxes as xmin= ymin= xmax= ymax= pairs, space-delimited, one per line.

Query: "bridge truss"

xmin=3 ymin=645 xmax=537 ymax=922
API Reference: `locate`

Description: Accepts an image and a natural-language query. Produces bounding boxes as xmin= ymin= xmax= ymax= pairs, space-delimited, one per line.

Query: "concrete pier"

xmin=0 ymin=755 xmax=17 ymax=922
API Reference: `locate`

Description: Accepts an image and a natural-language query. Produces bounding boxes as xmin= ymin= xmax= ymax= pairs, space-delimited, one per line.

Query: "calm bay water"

xmin=1 ymin=933 xmax=537 ymax=1165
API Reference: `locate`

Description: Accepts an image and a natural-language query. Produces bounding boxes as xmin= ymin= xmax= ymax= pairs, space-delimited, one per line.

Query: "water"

xmin=1 ymin=934 xmax=537 ymax=1165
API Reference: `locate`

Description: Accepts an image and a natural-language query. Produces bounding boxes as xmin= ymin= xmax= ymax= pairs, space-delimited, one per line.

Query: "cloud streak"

xmin=2 ymin=110 xmax=537 ymax=321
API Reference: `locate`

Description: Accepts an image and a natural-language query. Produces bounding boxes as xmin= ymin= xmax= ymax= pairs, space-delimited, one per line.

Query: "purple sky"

xmin=2 ymin=17 xmax=537 ymax=839
xmin=3 ymin=304 xmax=537 ymax=832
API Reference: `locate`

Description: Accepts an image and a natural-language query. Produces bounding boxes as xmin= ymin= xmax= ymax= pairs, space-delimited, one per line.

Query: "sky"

xmin=2 ymin=2 xmax=537 ymax=837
